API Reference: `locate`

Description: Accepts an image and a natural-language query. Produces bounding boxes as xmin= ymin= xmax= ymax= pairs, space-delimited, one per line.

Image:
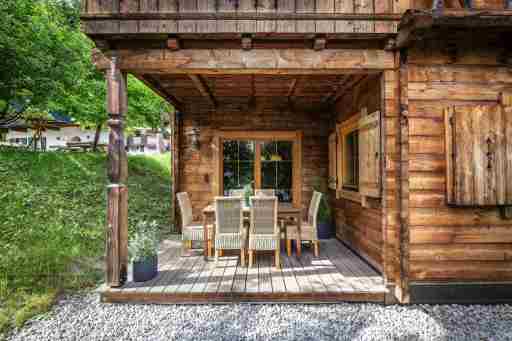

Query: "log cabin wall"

xmin=178 ymin=101 xmax=331 ymax=220
xmin=406 ymin=38 xmax=512 ymax=286
xmin=330 ymin=76 xmax=384 ymax=271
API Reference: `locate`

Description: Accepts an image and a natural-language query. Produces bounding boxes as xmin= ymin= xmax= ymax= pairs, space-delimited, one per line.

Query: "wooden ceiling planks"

xmin=143 ymin=73 xmax=366 ymax=110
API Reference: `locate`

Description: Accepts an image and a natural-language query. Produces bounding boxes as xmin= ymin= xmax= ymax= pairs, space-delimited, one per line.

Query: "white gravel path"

xmin=7 ymin=293 xmax=512 ymax=341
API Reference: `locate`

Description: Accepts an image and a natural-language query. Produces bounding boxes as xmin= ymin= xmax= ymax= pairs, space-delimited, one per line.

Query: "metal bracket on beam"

xmin=242 ymin=35 xmax=253 ymax=51
xmin=313 ymin=36 xmax=327 ymax=51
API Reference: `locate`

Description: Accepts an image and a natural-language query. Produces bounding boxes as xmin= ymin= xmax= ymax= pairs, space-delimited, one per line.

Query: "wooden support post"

xmin=105 ymin=53 xmax=128 ymax=288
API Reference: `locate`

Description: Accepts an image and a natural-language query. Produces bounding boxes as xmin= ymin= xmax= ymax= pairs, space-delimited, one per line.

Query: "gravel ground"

xmin=7 ymin=293 xmax=512 ymax=341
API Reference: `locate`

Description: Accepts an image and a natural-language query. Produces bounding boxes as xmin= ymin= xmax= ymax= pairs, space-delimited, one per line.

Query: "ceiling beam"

xmin=92 ymin=48 xmax=395 ymax=73
xmin=188 ymin=74 xmax=217 ymax=108
xmin=135 ymin=74 xmax=184 ymax=112
xmin=322 ymin=75 xmax=367 ymax=105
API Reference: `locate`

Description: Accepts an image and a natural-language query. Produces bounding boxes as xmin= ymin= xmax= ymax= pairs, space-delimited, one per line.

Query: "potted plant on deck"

xmin=313 ymin=176 xmax=333 ymax=239
xmin=129 ymin=221 xmax=159 ymax=282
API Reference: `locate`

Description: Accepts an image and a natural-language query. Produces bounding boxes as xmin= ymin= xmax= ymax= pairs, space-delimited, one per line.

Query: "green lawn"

xmin=0 ymin=148 xmax=173 ymax=335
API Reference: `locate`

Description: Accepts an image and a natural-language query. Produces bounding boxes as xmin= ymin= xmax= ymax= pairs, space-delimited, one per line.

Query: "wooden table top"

xmin=202 ymin=202 xmax=301 ymax=214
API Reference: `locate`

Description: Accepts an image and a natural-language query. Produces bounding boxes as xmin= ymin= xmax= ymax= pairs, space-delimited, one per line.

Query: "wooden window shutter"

xmin=358 ymin=111 xmax=381 ymax=198
xmin=328 ymin=132 xmax=337 ymax=190
xmin=445 ymin=105 xmax=512 ymax=206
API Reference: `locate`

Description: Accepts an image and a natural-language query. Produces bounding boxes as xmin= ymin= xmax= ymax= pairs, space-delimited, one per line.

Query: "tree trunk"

xmin=93 ymin=122 xmax=103 ymax=152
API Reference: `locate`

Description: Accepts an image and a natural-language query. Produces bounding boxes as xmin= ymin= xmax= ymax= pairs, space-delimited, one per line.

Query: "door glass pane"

xmin=277 ymin=141 xmax=293 ymax=161
xmin=261 ymin=141 xmax=276 ymax=161
xmin=261 ymin=140 xmax=293 ymax=203
xmin=239 ymin=161 xmax=254 ymax=188
xmin=277 ymin=162 xmax=292 ymax=189
xmin=223 ymin=140 xmax=254 ymax=194
xmin=239 ymin=141 xmax=254 ymax=160
xmin=223 ymin=161 xmax=237 ymax=196
xmin=223 ymin=140 xmax=237 ymax=161
xmin=262 ymin=161 xmax=276 ymax=189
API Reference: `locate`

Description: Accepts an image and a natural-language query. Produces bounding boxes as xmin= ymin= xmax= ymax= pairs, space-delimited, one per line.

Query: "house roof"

xmin=3 ymin=112 xmax=78 ymax=130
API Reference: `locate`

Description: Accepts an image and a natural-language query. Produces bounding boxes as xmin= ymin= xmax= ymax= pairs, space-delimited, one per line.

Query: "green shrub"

xmin=0 ymin=309 xmax=9 ymax=335
xmin=14 ymin=291 xmax=56 ymax=328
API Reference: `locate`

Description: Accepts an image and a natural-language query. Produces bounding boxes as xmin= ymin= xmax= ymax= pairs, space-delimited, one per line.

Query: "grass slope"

xmin=0 ymin=149 xmax=172 ymax=335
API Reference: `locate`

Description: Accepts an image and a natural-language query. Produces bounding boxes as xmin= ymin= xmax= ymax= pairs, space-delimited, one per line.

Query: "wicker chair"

xmin=177 ymin=192 xmax=213 ymax=255
xmin=214 ymin=197 xmax=246 ymax=265
xmin=255 ymin=189 xmax=276 ymax=197
xmin=248 ymin=196 xmax=280 ymax=268
xmin=286 ymin=191 xmax=322 ymax=257
xmin=230 ymin=189 xmax=246 ymax=197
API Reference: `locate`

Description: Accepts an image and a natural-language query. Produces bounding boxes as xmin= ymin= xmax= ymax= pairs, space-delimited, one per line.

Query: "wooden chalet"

xmin=81 ymin=0 xmax=512 ymax=304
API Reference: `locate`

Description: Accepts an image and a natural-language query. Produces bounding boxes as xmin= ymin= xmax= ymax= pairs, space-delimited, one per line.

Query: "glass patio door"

xmin=222 ymin=139 xmax=293 ymax=202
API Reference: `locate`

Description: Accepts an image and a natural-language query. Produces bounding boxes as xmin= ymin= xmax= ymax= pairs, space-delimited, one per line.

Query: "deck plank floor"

xmin=101 ymin=239 xmax=387 ymax=304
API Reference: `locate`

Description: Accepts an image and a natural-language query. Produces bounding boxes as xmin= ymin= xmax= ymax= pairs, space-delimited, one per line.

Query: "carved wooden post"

xmin=106 ymin=53 xmax=128 ymax=288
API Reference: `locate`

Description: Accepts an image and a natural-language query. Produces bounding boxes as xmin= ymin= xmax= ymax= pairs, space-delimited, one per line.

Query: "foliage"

xmin=13 ymin=290 xmax=57 ymax=329
xmin=0 ymin=0 xmax=172 ymax=130
xmin=129 ymin=221 xmax=160 ymax=262
xmin=0 ymin=150 xmax=172 ymax=334
xmin=312 ymin=176 xmax=332 ymax=223
xmin=243 ymin=183 xmax=253 ymax=207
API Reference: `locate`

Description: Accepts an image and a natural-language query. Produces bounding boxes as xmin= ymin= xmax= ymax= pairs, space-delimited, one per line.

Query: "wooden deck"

xmin=100 ymin=239 xmax=387 ymax=304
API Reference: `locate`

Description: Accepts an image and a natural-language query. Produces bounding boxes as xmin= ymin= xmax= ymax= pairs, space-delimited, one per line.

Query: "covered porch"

xmin=99 ymin=43 xmax=400 ymax=303
xmin=100 ymin=239 xmax=387 ymax=304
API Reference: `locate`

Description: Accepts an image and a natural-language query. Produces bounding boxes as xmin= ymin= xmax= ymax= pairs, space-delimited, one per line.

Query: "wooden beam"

xmin=323 ymin=75 xmax=367 ymax=104
xmin=188 ymin=75 xmax=217 ymax=108
xmin=286 ymin=76 xmax=302 ymax=110
xmin=92 ymin=49 xmax=396 ymax=73
xmin=135 ymin=74 xmax=184 ymax=112
xmin=106 ymin=54 xmax=128 ymax=288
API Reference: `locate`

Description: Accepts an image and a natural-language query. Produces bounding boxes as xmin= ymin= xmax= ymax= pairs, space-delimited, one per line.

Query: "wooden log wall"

xmin=406 ymin=39 xmax=512 ymax=282
xmin=331 ymin=76 xmax=385 ymax=270
xmin=178 ymin=100 xmax=331 ymax=220
xmin=81 ymin=0 xmax=402 ymax=34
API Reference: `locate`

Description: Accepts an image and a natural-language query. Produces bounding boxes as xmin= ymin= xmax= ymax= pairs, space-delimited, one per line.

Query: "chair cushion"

xmin=248 ymin=234 xmax=279 ymax=250
xmin=286 ymin=223 xmax=317 ymax=241
xmin=182 ymin=224 xmax=213 ymax=241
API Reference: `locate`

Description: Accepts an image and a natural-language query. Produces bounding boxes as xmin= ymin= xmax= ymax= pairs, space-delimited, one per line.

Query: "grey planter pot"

xmin=317 ymin=221 xmax=334 ymax=239
xmin=133 ymin=255 xmax=158 ymax=282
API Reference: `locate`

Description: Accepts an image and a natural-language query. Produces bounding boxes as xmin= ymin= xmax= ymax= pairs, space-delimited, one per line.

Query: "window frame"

xmin=337 ymin=114 xmax=362 ymax=203
xmin=213 ymin=130 xmax=303 ymax=208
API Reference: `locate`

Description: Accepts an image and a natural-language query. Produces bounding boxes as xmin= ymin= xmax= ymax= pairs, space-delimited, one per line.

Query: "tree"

xmin=0 ymin=0 xmax=172 ymax=150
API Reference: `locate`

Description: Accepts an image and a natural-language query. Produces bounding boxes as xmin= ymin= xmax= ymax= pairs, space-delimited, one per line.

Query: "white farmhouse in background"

xmin=4 ymin=125 xmax=109 ymax=150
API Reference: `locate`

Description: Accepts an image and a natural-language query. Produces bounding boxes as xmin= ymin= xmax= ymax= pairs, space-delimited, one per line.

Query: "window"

xmin=336 ymin=110 xmax=382 ymax=202
xmin=343 ymin=130 xmax=359 ymax=190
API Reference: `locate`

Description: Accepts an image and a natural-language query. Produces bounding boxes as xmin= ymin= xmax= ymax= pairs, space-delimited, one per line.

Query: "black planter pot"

xmin=133 ymin=255 xmax=158 ymax=282
xmin=317 ymin=221 xmax=333 ymax=239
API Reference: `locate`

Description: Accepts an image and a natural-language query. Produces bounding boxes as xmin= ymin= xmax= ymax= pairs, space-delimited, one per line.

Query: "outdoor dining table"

xmin=202 ymin=202 xmax=302 ymax=260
